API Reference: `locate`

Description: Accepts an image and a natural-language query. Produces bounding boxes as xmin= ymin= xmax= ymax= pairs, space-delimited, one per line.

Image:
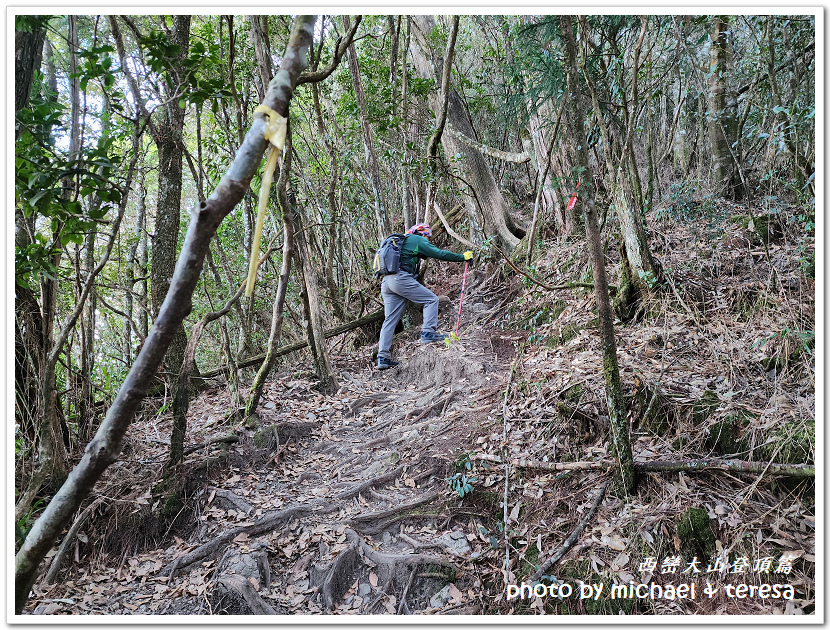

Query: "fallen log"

xmin=201 ymin=308 xmax=384 ymax=378
xmin=474 ymin=454 xmax=815 ymax=478
xmin=635 ymin=458 xmax=815 ymax=478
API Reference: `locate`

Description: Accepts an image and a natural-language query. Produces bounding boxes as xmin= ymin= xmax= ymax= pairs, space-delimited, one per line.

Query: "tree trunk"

xmin=249 ymin=15 xmax=272 ymax=101
xmin=295 ymin=210 xmax=339 ymax=394
xmin=124 ymin=174 xmax=147 ymax=366
xmin=14 ymin=17 xmax=48 ymax=439
xmin=139 ymin=15 xmax=192 ymax=465
xmin=15 ymin=17 xmax=318 ymax=612
xmin=561 ymin=15 xmax=635 ymax=494
xmin=311 ymin=77 xmax=346 ymax=322
xmin=14 ymin=15 xmax=47 ymax=120
xmin=707 ymin=17 xmax=740 ymax=198
xmin=401 ymin=17 xmax=413 ymax=230
xmin=17 ymin=17 xmax=84 ymax=520
xmin=410 ymin=15 xmax=523 ymax=251
xmin=766 ymin=17 xmax=811 ymax=192
xmin=246 ymin=125 xmax=295 ymax=417
xmin=578 ymin=17 xmax=658 ymax=295
xmin=343 ymin=15 xmax=391 ymax=242
xmin=425 ymin=16 xmax=459 ymax=227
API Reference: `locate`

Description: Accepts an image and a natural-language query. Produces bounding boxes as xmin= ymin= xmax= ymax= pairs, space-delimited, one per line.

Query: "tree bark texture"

xmin=249 ymin=15 xmax=273 ymax=101
xmin=707 ymin=17 xmax=740 ymax=198
xmin=14 ymin=16 xmax=47 ymax=117
xmin=295 ymin=210 xmax=339 ymax=394
xmin=14 ymin=16 xmax=48 ymax=438
xmin=410 ymin=15 xmax=523 ymax=251
xmin=561 ymin=15 xmax=635 ymax=494
xmin=14 ymin=16 xmax=318 ymax=614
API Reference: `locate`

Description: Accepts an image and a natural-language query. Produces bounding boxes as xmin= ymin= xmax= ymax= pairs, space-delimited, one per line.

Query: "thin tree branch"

xmin=297 ymin=16 xmax=362 ymax=85
xmin=530 ymin=480 xmax=610 ymax=582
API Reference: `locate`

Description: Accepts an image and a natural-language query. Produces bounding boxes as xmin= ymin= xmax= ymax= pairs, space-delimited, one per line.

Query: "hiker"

xmin=377 ymin=223 xmax=473 ymax=369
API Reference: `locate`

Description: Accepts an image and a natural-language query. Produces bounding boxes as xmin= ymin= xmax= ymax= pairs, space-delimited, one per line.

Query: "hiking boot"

xmin=378 ymin=356 xmax=399 ymax=370
xmin=420 ymin=331 xmax=447 ymax=344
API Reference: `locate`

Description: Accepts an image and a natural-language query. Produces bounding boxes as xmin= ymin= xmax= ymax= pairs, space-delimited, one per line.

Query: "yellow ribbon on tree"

xmin=245 ymin=104 xmax=288 ymax=297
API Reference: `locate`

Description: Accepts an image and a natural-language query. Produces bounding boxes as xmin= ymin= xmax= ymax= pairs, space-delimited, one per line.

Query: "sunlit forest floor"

xmin=26 ymin=200 xmax=814 ymax=616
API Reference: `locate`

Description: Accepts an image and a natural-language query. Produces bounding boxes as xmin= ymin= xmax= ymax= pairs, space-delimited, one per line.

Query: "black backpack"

xmin=372 ymin=233 xmax=409 ymax=278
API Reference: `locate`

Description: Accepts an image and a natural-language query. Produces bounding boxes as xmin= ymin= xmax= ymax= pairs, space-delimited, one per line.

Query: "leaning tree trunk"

xmin=15 ymin=17 xmax=318 ymax=613
xmin=561 ymin=15 xmax=635 ymax=494
xmin=410 ymin=14 xmax=524 ymax=251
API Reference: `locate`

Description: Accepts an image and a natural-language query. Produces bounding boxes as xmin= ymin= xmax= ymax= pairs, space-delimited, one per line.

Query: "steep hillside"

xmin=26 ymin=203 xmax=814 ymax=616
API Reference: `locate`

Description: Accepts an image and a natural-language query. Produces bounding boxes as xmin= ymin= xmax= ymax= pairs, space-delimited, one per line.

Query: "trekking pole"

xmin=455 ymin=261 xmax=469 ymax=336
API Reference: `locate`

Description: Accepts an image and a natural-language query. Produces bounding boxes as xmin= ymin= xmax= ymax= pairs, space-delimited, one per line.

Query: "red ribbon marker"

xmin=566 ymin=180 xmax=581 ymax=211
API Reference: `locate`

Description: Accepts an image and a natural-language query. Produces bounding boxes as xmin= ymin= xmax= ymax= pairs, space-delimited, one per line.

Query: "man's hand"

xmin=464 ymin=251 xmax=474 ymax=261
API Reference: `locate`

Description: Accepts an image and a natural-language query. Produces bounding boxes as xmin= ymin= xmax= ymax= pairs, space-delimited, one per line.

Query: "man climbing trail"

xmin=377 ymin=224 xmax=473 ymax=369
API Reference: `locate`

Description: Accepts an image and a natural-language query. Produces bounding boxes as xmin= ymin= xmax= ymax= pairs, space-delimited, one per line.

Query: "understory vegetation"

xmin=14 ymin=13 xmax=815 ymax=616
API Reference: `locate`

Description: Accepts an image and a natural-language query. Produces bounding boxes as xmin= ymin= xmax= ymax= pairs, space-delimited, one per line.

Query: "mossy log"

xmin=636 ymin=458 xmax=814 ymax=478
xmin=475 ymin=454 xmax=814 ymax=478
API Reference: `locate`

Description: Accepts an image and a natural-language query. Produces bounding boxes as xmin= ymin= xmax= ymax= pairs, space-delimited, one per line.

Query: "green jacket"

xmin=399 ymin=234 xmax=465 ymax=274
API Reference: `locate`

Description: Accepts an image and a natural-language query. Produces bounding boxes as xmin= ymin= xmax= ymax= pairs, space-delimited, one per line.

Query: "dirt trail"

xmin=168 ymin=340 xmax=505 ymax=615
xmin=30 ymin=294 xmax=515 ymax=615
xmin=27 ymin=218 xmax=816 ymax=616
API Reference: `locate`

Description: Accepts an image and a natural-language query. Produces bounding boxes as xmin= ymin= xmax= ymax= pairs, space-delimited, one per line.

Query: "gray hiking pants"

xmin=378 ymin=271 xmax=438 ymax=359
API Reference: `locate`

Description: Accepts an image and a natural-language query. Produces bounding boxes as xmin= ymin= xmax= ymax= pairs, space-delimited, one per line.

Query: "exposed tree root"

xmin=182 ymin=433 xmax=239 ymax=457
xmin=318 ymin=539 xmax=362 ymax=611
xmin=349 ymin=392 xmax=399 ymax=415
xmin=335 ymin=465 xmax=405 ymax=500
xmin=164 ymin=501 xmax=334 ymax=577
xmin=404 ymin=392 xmax=456 ymax=423
xmin=210 ymin=488 xmax=254 ymax=515
xmin=214 ymin=574 xmax=279 ymax=615
xmin=350 ymin=529 xmax=456 ymax=590
xmin=348 ymin=493 xmax=443 ymax=535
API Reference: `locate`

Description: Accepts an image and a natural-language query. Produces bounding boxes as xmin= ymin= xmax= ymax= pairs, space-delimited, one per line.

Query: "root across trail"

xmin=25 ymin=221 xmax=815 ymax=616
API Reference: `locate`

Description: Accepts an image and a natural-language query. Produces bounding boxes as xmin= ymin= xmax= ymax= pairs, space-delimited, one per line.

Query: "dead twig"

xmin=42 ymin=497 xmax=106 ymax=585
xmin=530 ymin=479 xmax=610 ymax=582
xmin=397 ymin=567 xmax=416 ymax=614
